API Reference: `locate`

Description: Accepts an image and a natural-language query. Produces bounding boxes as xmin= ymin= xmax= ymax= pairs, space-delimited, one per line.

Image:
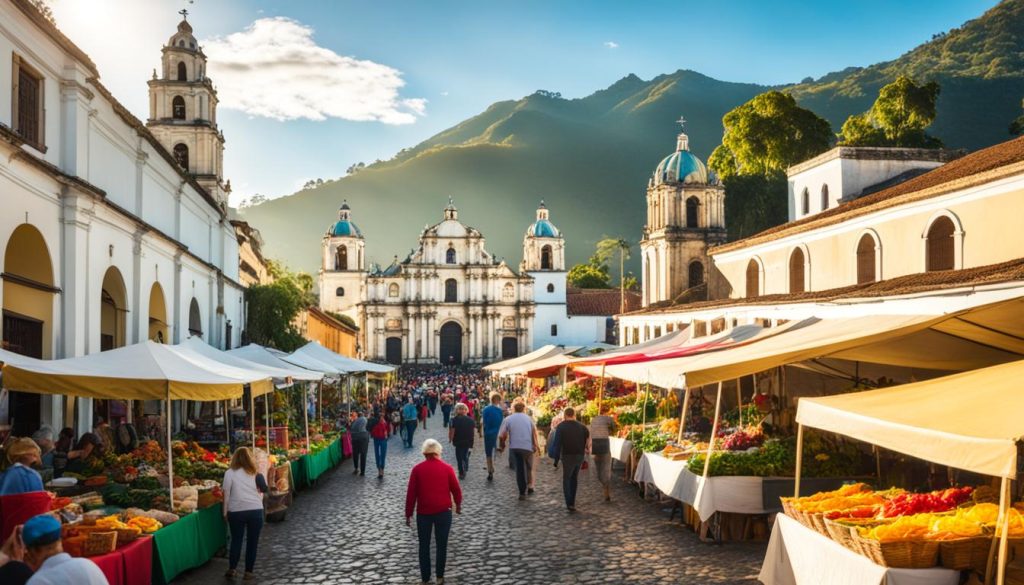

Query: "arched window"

xmin=686 ymin=196 xmax=700 ymax=228
xmin=502 ymin=283 xmax=515 ymax=302
xmin=551 ymin=324 xmax=558 ymax=336
xmin=820 ymin=184 xmax=830 ymax=211
xmin=540 ymin=245 xmax=552 ymax=270
xmin=335 ymin=246 xmax=348 ymax=270
xmin=445 ymin=247 xmax=456 ymax=264
xmin=801 ymin=188 xmax=810 ymax=216
xmin=177 ymin=61 xmax=187 ymax=81
xmin=856 ymin=234 xmax=877 ymax=284
xmin=172 ymin=96 xmax=186 ymax=119
xmin=188 ymin=298 xmax=202 ymax=337
xmin=688 ymin=260 xmax=704 ymax=288
xmin=335 ymin=287 xmax=345 ymax=297
xmin=388 ymin=283 xmax=400 ymax=298
xmin=178 ymin=40 xmax=185 ymax=47
xmin=444 ymin=279 xmax=458 ymax=302
xmin=745 ymin=259 xmax=760 ymax=298
xmin=546 ymin=283 xmax=555 ymax=293
xmin=926 ymin=216 xmax=956 ymax=271
xmin=789 ymin=248 xmax=806 ymax=293
xmin=173 ymin=144 xmax=189 ymax=171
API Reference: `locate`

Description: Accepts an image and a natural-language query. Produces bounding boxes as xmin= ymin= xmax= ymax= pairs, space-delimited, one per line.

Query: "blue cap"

xmin=22 ymin=514 xmax=61 ymax=547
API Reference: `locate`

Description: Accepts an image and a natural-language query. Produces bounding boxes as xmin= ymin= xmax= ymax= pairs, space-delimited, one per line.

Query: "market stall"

xmin=761 ymin=359 xmax=1024 ymax=585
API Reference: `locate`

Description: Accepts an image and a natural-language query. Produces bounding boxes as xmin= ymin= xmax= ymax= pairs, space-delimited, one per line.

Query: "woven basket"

xmin=855 ymin=533 xmax=940 ymax=568
xmin=781 ymin=498 xmax=795 ymax=517
xmin=115 ymin=527 xmax=141 ymax=545
xmin=806 ymin=511 xmax=830 ymax=536
xmin=938 ymin=536 xmax=991 ymax=570
xmin=825 ymin=518 xmax=858 ymax=550
xmin=84 ymin=531 xmax=117 ymax=557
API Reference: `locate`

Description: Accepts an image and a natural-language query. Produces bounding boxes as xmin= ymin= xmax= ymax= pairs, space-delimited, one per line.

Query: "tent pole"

xmin=265 ymin=391 xmax=271 ymax=449
xmin=736 ymin=378 xmax=742 ymax=427
xmin=318 ymin=379 xmax=323 ymax=427
xmin=598 ymin=363 xmax=606 ymax=410
xmin=640 ymin=381 xmax=648 ymax=427
xmin=347 ymin=376 xmax=352 ymax=419
xmin=250 ymin=388 xmax=256 ymax=452
xmin=166 ymin=388 xmax=174 ymax=510
xmin=694 ymin=381 xmax=723 ymax=511
xmin=225 ymin=400 xmax=230 ymax=445
xmin=794 ymin=423 xmax=804 ymax=499
xmin=304 ymin=383 xmax=311 ymax=452
xmin=677 ymin=385 xmax=690 ymax=444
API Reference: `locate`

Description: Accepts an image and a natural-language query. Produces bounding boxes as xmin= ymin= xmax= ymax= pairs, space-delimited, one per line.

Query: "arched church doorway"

xmin=385 ymin=337 xmax=402 ymax=365
xmin=439 ymin=322 xmax=462 ymax=365
xmin=501 ymin=337 xmax=518 ymax=359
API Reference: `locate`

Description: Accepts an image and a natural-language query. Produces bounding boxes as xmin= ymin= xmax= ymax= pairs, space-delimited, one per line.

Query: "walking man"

xmin=497 ymin=399 xmax=538 ymax=500
xmin=481 ymin=392 xmax=504 ymax=481
xmin=402 ymin=398 xmax=419 ymax=448
xmin=554 ymin=407 xmax=589 ymax=512
xmin=440 ymin=392 xmax=453 ymax=428
xmin=350 ymin=410 xmax=369 ymax=477
xmin=406 ymin=439 xmax=462 ymax=585
xmin=448 ymin=403 xmax=475 ymax=479
xmin=589 ymin=402 xmax=617 ymax=501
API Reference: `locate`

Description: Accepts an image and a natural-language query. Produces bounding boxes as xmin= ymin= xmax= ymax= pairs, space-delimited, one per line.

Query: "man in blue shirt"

xmin=481 ymin=393 xmax=505 ymax=482
xmin=401 ymin=398 xmax=419 ymax=448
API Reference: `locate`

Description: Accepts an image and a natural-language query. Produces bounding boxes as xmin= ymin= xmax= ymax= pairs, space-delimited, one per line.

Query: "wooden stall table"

xmin=760 ymin=513 xmax=959 ymax=585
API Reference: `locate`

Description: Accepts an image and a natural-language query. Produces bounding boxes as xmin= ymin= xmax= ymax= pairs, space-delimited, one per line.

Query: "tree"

xmin=567 ymin=263 xmax=611 ymax=289
xmin=596 ymin=237 xmax=633 ymax=313
xmin=1009 ymin=99 xmax=1024 ymax=136
xmin=346 ymin=162 xmax=366 ymax=175
xmin=244 ymin=278 xmax=307 ymax=351
xmin=708 ymin=91 xmax=833 ymax=180
xmin=840 ymin=76 xmax=942 ymax=148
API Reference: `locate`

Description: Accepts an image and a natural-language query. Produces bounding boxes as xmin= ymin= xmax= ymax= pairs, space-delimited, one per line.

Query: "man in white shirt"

xmin=22 ymin=514 xmax=109 ymax=585
xmin=497 ymin=399 xmax=538 ymax=500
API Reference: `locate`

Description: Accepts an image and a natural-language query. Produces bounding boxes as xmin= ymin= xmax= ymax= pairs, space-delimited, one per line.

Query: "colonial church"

xmin=318 ymin=200 xmax=610 ymax=364
xmin=641 ymin=123 xmax=726 ymax=306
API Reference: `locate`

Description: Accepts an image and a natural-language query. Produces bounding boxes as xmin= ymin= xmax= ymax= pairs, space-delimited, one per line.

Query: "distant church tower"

xmin=640 ymin=118 xmax=726 ymax=307
xmin=522 ymin=201 xmax=568 ymax=347
xmin=147 ymin=13 xmax=229 ymax=205
xmin=318 ymin=201 xmax=366 ymax=321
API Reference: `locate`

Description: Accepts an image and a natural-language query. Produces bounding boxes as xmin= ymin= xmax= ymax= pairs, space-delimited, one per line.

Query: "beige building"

xmin=231 ymin=219 xmax=272 ymax=287
xmin=621 ymin=136 xmax=1024 ymax=344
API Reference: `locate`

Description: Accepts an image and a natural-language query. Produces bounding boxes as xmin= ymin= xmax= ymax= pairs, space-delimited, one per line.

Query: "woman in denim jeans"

xmin=222 ymin=447 xmax=267 ymax=581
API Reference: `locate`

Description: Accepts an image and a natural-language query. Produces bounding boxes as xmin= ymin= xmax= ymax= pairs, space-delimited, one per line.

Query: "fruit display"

xmin=880 ymin=487 xmax=973 ymax=518
xmin=126 ymin=515 xmax=162 ymax=533
xmin=720 ymin=426 xmax=765 ymax=451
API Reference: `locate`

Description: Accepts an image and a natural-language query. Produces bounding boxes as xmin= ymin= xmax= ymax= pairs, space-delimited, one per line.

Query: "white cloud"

xmin=441 ymin=91 xmax=449 ymax=97
xmin=203 ymin=17 xmax=425 ymax=124
xmin=604 ymin=41 xmax=619 ymax=49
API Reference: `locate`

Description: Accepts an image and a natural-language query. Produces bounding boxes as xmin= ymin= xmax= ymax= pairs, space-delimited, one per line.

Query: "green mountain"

xmin=241 ymin=0 xmax=1024 ymax=276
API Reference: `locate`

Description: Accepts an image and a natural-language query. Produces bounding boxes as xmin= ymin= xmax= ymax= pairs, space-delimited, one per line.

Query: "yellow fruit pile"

xmin=95 ymin=515 xmax=129 ymax=530
xmin=861 ymin=515 xmax=933 ymax=542
xmin=659 ymin=418 xmax=680 ymax=437
xmin=126 ymin=516 xmax=162 ymax=534
xmin=798 ymin=492 xmax=886 ymax=514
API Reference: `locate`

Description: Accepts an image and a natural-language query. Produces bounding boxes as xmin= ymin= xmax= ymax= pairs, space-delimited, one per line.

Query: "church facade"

xmin=319 ymin=200 xmax=591 ymax=364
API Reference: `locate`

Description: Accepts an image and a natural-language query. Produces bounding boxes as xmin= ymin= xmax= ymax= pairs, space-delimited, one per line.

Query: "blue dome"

xmin=528 ymin=219 xmax=560 ymax=238
xmin=330 ymin=219 xmax=362 ymax=238
xmin=653 ymin=149 xmax=709 ymax=186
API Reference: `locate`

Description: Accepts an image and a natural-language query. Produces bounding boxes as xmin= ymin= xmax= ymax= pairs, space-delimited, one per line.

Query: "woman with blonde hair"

xmin=222 ymin=447 xmax=268 ymax=581
xmin=0 ymin=438 xmax=43 ymax=495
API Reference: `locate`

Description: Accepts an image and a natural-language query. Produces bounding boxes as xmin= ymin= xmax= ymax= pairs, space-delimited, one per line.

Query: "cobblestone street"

xmin=185 ymin=420 xmax=765 ymax=585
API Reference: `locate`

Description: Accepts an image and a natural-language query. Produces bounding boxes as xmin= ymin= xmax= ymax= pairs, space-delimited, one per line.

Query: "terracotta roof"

xmin=567 ymin=288 xmax=641 ymax=316
xmin=713 ymin=136 xmax=1024 ymax=254
xmin=627 ymin=257 xmax=1024 ymax=316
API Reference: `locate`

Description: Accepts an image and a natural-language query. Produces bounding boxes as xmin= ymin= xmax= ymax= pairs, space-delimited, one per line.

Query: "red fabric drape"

xmin=0 ymin=491 xmax=51 ymax=542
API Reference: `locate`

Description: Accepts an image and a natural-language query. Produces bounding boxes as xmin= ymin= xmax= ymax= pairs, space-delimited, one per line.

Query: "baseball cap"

xmin=22 ymin=514 xmax=61 ymax=547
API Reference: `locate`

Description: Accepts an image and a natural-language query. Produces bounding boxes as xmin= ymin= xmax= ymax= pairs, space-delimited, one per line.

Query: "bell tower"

xmin=147 ymin=11 xmax=229 ymax=206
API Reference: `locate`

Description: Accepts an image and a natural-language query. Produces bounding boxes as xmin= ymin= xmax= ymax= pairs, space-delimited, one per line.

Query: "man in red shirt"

xmin=405 ymin=439 xmax=462 ymax=585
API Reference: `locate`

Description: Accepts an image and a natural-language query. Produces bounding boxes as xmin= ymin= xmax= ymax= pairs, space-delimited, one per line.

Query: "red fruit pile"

xmin=881 ymin=486 xmax=974 ymax=518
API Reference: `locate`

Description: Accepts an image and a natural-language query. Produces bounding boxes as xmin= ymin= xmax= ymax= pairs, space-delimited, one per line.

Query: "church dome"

xmin=525 ymin=201 xmax=560 ymax=238
xmin=651 ymin=127 xmax=713 ymax=186
xmin=328 ymin=201 xmax=363 ymax=238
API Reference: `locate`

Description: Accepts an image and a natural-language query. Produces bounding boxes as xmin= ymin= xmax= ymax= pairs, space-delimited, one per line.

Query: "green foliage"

xmin=840 ymin=76 xmax=943 ymax=147
xmin=567 ymin=263 xmax=610 ymax=288
xmin=686 ymin=435 xmax=866 ymax=478
xmin=709 ymin=91 xmax=833 ymax=179
xmin=1010 ymin=99 xmax=1024 ymax=136
xmin=245 ymin=268 xmax=312 ymax=351
xmin=325 ymin=310 xmax=357 ymax=329
xmin=635 ymin=428 xmax=670 ymax=453
xmin=721 ymin=173 xmax=789 ymax=242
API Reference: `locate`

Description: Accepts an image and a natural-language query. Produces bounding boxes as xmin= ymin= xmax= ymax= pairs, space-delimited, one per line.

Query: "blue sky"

xmin=51 ymin=0 xmax=998 ymax=206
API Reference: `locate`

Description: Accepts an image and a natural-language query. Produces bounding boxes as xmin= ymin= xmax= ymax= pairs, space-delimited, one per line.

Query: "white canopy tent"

xmin=277 ymin=350 xmax=346 ymax=377
xmin=501 ymin=346 xmax=583 ymax=377
xmin=227 ymin=344 xmax=324 ymax=382
xmin=483 ymin=344 xmax=563 ymax=373
xmin=293 ymin=341 xmax=394 ymax=374
xmin=794 ymin=360 xmax=1024 ymax=585
xmin=172 ymin=337 xmax=307 ymax=389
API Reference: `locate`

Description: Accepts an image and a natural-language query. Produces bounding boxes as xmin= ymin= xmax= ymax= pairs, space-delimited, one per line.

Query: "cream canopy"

xmin=501 ymin=346 xmax=584 ymax=377
xmin=1 ymin=340 xmax=272 ymax=401
xmin=227 ymin=344 xmax=323 ymax=382
xmin=0 ymin=348 xmax=43 ymax=367
xmin=584 ymin=297 xmax=1024 ymax=388
xmin=277 ymin=349 xmax=346 ymax=376
xmin=173 ymin=337 xmax=321 ymax=387
xmin=796 ymin=359 xmax=1024 ymax=478
xmin=293 ymin=341 xmax=394 ymax=375
xmin=483 ymin=344 xmax=563 ymax=372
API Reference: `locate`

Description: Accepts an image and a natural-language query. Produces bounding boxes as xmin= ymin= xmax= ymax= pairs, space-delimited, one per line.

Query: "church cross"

xmin=179 ymin=8 xmax=189 ymax=20
xmin=676 ymin=116 xmax=687 ymax=131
